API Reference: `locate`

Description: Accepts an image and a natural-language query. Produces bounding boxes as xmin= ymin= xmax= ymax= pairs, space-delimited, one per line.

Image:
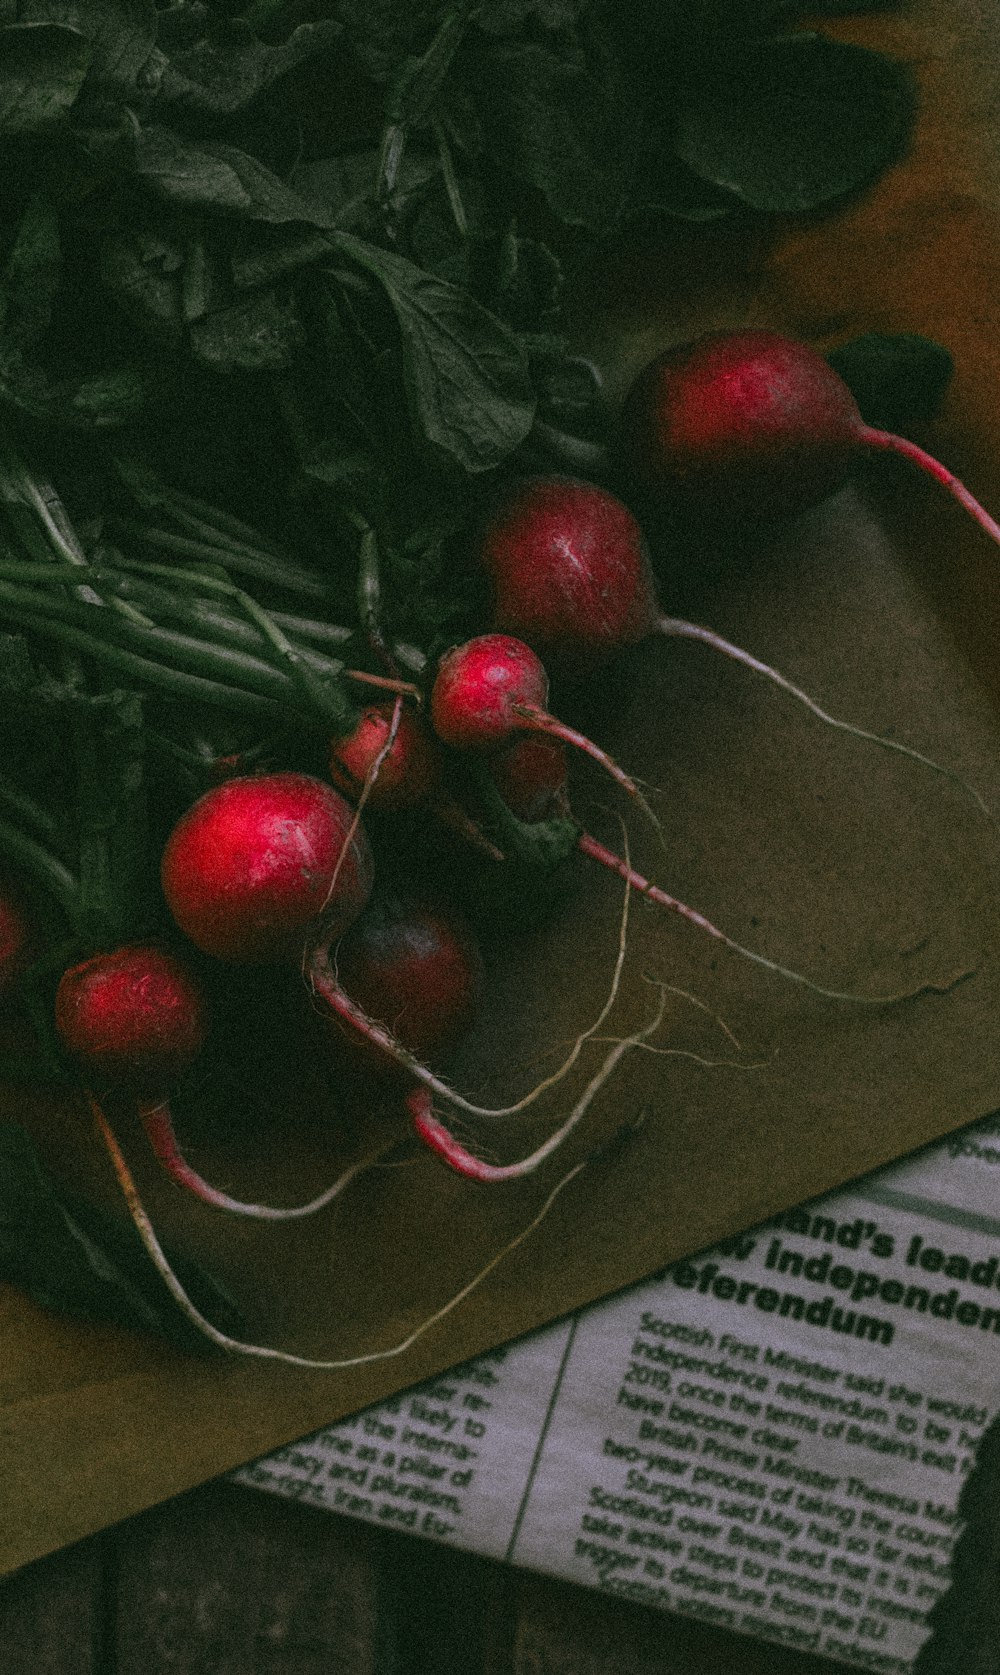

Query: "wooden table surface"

xmin=0 ymin=1479 xmax=865 ymax=1674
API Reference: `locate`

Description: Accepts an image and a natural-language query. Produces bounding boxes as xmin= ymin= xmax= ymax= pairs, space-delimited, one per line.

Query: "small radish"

xmin=326 ymin=698 xmax=500 ymax=859
xmin=623 ymin=327 xmax=1000 ymax=542
xmin=481 ymin=478 xmax=653 ymax=674
xmin=326 ymin=897 xmax=483 ymax=1080
xmin=161 ymin=771 xmax=374 ymax=965
xmin=476 ymin=475 xmax=989 ymax=811
xmin=488 ymin=735 xmax=572 ymax=824
xmin=328 ymin=701 xmax=441 ymax=812
xmin=55 ymin=945 xmax=207 ymax=1096
xmin=430 ymin=633 xmax=653 ymax=817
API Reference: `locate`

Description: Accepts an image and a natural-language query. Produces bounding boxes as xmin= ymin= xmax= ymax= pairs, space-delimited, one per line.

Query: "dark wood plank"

xmin=0 ymin=1533 xmax=107 ymax=1674
xmin=505 ymin=1573 xmax=853 ymax=1675
xmin=380 ymin=1533 xmax=515 ymax=1675
xmin=114 ymin=1480 xmax=389 ymax=1675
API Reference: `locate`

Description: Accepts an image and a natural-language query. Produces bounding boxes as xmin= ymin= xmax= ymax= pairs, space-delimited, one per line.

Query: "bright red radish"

xmin=430 ymin=633 xmax=650 ymax=812
xmin=623 ymin=327 xmax=1000 ymax=542
xmin=328 ymin=701 xmax=441 ymax=811
xmin=55 ymin=946 xmax=207 ymax=1095
xmin=161 ymin=771 xmax=373 ymax=964
xmin=476 ymin=476 xmax=989 ymax=810
xmin=327 ymin=897 xmax=483 ymax=1079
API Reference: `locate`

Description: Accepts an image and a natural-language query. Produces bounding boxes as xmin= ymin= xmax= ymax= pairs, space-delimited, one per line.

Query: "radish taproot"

xmin=483 ymin=737 xmax=961 ymax=1008
xmin=476 ymin=475 xmax=989 ymax=812
xmin=623 ymin=328 xmax=1000 ymax=546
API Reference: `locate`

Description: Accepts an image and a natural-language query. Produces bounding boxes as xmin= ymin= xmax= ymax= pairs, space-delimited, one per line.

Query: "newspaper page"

xmin=236 ymin=1112 xmax=1000 ymax=1672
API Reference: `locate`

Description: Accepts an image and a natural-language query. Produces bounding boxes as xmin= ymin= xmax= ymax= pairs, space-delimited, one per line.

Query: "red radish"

xmin=328 ymin=701 xmax=441 ymax=811
xmin=430 ymin=633 xmax=653 ymax=815
xmin=55 ymin=939 xmax=362 ymax=1221
xmin=158 ymin=772 xmax=648 ymax=1184
xmin=327 ymin=697 xmax=504 ymax=861
xmin=623 ymin=327 xmax=1000 ymax=543
xmin=161 ymin=771 xmax=373 ymax=964
xmin=481 ymin=478 xmax=653 ymax=673
xmin=488 ymin=735 xmax=572 ymax=823
xmin=476 ymin=476 xmax=990 ymax=811
xmin=327 ymin=897 xmax=483 ymax=1079
xmin=55 ymin=945 xmax=206 ymax=1095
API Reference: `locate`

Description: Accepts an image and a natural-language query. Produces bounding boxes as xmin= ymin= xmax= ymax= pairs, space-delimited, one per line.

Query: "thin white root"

xmin=139 ymin=1096 xmax=389 ymax=1220
xmin=410 ymin=986 xmax=669 ymax=1180
xmin=311 ymin=829 xmax=635 ymax=1123
xmin=658 ymin=615 xmax=994 ymax=826
xmin=90 ymin=1096 xmax=594 ymax=1368
xmin=319 ymin=693 xmax=403 ymax=924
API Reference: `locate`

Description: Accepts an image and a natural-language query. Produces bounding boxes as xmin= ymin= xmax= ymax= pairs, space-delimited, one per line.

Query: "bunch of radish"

xmin=0 ymin=322 xmax=991 ymax=1366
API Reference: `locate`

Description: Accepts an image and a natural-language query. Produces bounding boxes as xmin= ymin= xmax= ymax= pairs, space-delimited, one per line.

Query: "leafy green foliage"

xmin=827 ymin=332 xmax=954 ymax=432
xmin=333 ymin=233 xmax=537 ymax=472
xmin=0 ymin=22 xmax=92 ymax=134
xmin=673 ymin=34 xmax=915 ymax=213
xmin=0 ymin=1121 xmax=243 ymax=1350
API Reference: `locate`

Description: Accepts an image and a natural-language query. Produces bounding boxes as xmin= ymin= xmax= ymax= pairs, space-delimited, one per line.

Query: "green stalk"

xmin=0 ymin=600 xmax=286 ymax=719
xmin=109 ymin=560 xmax=356 ymax=730
xmin=0 ymin=777 xmax=58 ymax=843
xmin=107 ymin=518 xmax=333 ymax=600
xmin=104 ymin=571 xmax=350 ymax=680
xmin=0 ymin=813 xmax=80 ymax=924
xmin=0 ymin=447 xmax=152 ymax=627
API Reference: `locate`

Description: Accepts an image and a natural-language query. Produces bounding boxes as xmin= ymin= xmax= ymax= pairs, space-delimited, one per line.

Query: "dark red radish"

xmin=623 ymin=327 xmax=1000 ymax=544
xmin=488 ymin=735 xmax=571 ymax=823
xmin=475 ymin=476 xmax=989 ymax=811
xmin=430 ymin=633 xmax=653 ymax=815
xmin=156 ymin=769 xmax=649 ymax=1188
xmin=161 ymin=771 xmax=374 ymax=965
xmin=481 ymin=476 xmax=654 ymax=673
xmin=328 ymin=701 xmax=441 ymax=812
xmin=327 ymin=898 xmax=483 ymax=1080
xmin=55 ymin=945 xmax=206 ymax=1096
